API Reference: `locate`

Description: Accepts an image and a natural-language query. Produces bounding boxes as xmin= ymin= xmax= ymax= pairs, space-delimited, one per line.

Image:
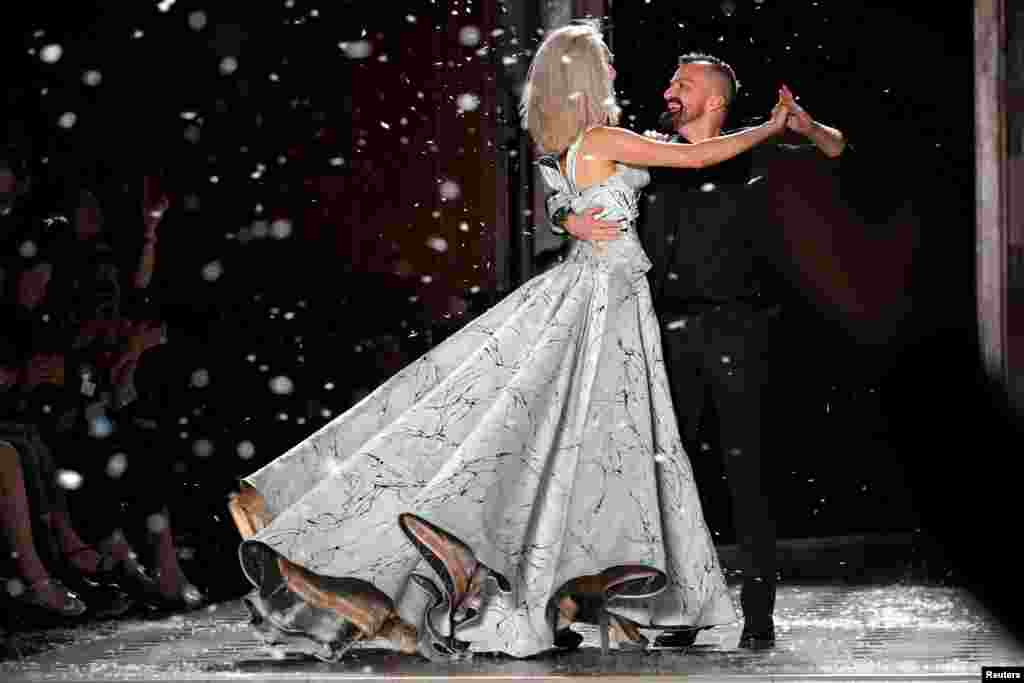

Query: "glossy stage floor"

xmin=3 ymin=535 xmax=1023 ymax=683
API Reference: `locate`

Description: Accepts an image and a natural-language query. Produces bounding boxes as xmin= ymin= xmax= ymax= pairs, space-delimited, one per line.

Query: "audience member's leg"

xmin=0 ymin=440 xmax=86 ymax=616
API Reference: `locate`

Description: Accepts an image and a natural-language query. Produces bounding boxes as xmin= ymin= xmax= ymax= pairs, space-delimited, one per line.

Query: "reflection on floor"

xmin=2 ymin=581 xmax=1022 ymax=682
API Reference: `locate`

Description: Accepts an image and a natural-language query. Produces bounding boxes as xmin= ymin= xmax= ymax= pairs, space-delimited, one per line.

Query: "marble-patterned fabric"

xmin=238 ymin=131 xmax=738 ymax=657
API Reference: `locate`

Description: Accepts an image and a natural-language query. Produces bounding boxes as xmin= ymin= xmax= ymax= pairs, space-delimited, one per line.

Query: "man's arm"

xmin=780 ymin=84 xmax=845 ymax=158
xmin=545 ymin=189 xmax=574 ymax=236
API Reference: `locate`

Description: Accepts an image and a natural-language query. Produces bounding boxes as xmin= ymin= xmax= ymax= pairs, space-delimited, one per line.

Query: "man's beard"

xmin=658 ymin=99 xmax=686 ymax=133
xmin=657 ymin=110 xmax=676 ymax=133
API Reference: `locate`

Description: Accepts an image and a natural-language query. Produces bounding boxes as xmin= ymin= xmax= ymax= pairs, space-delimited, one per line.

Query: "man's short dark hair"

xmin=678 ymin=53 xmax=740 ymax=105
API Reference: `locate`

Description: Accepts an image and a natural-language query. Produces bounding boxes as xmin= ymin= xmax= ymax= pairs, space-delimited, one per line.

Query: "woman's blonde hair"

xmin=520 ymin=22 xmax=620 ymax=155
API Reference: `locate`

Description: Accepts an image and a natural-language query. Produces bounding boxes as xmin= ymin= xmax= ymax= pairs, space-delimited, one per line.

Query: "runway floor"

xmin=2 ymin=580 xmax=1022 ymax=683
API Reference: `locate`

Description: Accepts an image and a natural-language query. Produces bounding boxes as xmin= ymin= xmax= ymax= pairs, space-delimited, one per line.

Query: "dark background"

xmin=3 ymin=0 xmax=1021 ymax=637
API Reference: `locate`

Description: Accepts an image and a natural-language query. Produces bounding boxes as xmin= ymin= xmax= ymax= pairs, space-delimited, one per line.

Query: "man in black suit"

xmin=545 ymin=54 xmax=847 ymax=650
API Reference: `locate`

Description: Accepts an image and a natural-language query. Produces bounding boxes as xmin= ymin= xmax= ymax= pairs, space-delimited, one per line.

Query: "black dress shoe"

xmin=653 ymin=626 xmax=708 ymax=648
xmin=738 ymin=623 xmax=775 ymax=650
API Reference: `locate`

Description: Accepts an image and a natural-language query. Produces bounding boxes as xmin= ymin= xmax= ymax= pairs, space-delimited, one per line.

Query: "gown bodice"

xmin=537 ymin=129 xmax=653 ymax=275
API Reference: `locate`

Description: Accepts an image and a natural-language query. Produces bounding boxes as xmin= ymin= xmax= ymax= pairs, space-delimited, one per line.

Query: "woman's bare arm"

xmin=587 ymin=104 xmax=788 ymax=169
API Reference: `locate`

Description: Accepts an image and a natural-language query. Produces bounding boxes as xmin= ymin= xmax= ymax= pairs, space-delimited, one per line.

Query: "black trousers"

xmin=659 ymin=303 xmax=779 ymax=627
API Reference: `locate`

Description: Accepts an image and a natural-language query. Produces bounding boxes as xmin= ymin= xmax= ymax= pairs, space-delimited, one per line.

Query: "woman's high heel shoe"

xmin=239 ymin=541 xmax=417 ymax=662
xmin=397 ymin=513 xmax=511 ymax=656
xmin=228 ymin=484 xmax=273 ymax=540
xmin=408 ymin=573 xmax=473 ymax=662
xmin=13 ymin=577 xmax=88 ymax=619
xmin=146 ymin=568 xmax=206 ymax=613
xmin=547 ymin=564 xmax=668 ymax=655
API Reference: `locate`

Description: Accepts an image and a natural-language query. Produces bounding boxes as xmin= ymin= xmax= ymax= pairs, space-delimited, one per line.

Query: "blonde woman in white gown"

xmin=228 ymin=21 xmax=790 ymax=662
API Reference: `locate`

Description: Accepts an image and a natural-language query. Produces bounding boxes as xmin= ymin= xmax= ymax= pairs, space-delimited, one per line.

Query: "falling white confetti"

xmin=420 ymin=275 xmax=433 ymax=284
xmin=456 ymin=93 xmax=480 ymax=113
xmin=147 ymin=513 xmax=169 ymax=534
xmin=190 ymin=368 xmax=211 ymax=388
xmin=40 ymin=44 xmax=63 ymax=63
xmin=193 ymin=439 xmax=214 ymax=458
xmin=6 ymin=578 xmax=25 ymax=598
xmin=157 ymin=0 xmax=176 ymax=12
xmin=439 ymin=180 xmax=461 ymax=201
xmin=270 ymin=218 xmax=293 ymax=239
xmin=269 ymin=375 xmax=294 ymax=395
xmin=58 ymin=112 xmax=77 ymax=129
xmin=106 ymin=453 xmax=128 ymax=479
xmin=340 ymin=40 xmax=372 ymax=59
xmin=18 ymin=241 xmax=37 ymax=258
xmin=459 ymin=221 xmax=470 ymax=232
xmin=56 ymin=469 xmax=84 ymax=490
xmin=458 ymin=26 xmax=481 ymax=47
xmin=82 ymin=69 xmax=102 ymax=86
xmin=219 ymin=56 xmax=238 ymax=75
xmin=201 ymin=260 xmax=224 ymax=282
xmin=237 ymin=441 xmax=256 ymax=460
xmin=426 ymin=236 xmax=448 ymax=253
xmin=188 ymin=10 xmax=207 ymax=30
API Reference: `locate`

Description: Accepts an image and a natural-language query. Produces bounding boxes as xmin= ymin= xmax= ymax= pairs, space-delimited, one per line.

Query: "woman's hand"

xmin=767 ymin=89 xmax=791 ymax=134
xmin=779 ymin=84 xmax=813 ymax=135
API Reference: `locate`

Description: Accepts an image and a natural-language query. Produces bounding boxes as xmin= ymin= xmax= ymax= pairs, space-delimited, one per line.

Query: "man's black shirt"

xmin=641 ymin=131 xmax=836 ymax=311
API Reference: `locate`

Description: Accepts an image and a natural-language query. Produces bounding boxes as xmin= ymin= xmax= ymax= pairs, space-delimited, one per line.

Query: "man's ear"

xmin=707 ymin=93 xmax=728 ymax=114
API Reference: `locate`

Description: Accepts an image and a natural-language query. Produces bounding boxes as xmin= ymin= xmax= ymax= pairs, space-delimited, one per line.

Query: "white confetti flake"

xmin=18 ymin=241 xmax=37 ymax=258
xmin=439 ymin=180 xmax=461 ymax=201
xmin=40 ymin=44 xmax=63 ymax=63
xmin=458 ymin=26 xmax=481 ymax=47
xmin=269 ymin=375 xmax=294 ymax=395
xmin=56 ymin=469 xmax=84 ymax=490
xmin=220 ymin=56 xmax=238 ymax=75
xmin=188 ymin=11 xmax=207 ymax=30
xmin=193 ymin=439 xmax=214 ymax=458
xmin=201 ymin=260 xmax=224 ymax=282
xmin=106 ymin=453 xmax=128 ymax=479
xmin=237 ymin=440 xmax=256 ymax=460
xmin=270 ymin=218 xmax=293 ymax=239
xmin=58 ymin=112 xmax=77 ymax=129
xmin=190 ymin=368 xmax=211 ymax=388
xmin=147 ymin=513 xmax=169 ymax=534
xmin=456 ymin=93 xmax=480 ymax=113
xmin=82 ymin=69 xmax=102 ymax=86
xmin=426 ymin=236 xmax=448 ymax=253
xmin=340 ymin=40 xmax=372 ymax=59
